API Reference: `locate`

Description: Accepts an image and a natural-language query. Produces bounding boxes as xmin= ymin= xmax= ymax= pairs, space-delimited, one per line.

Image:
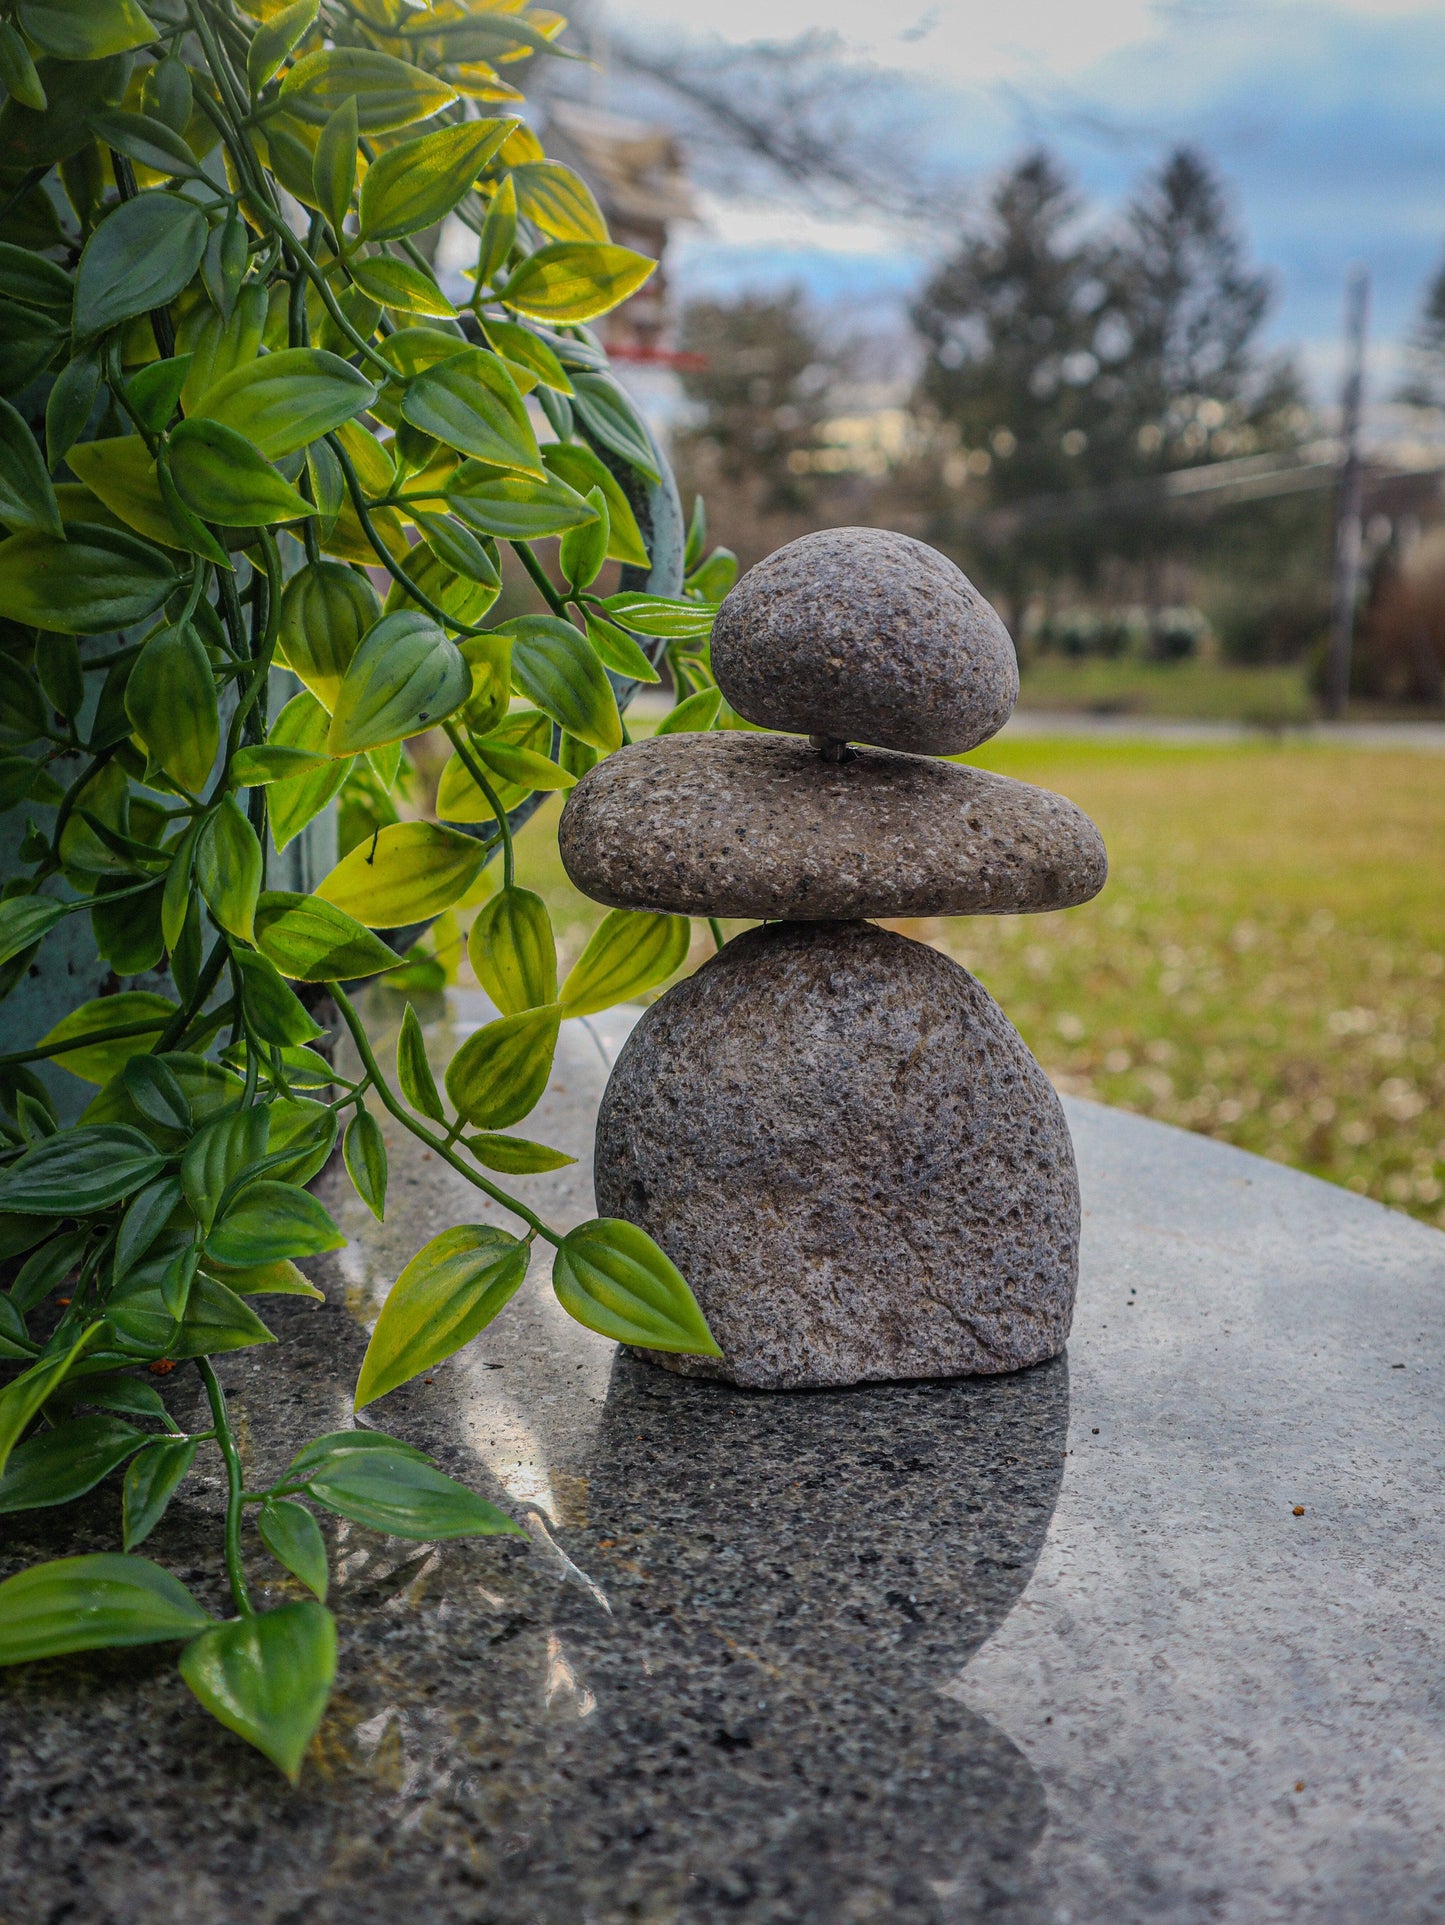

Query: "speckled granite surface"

xmin=0 ymin=991 xmax=1442 ymax=1924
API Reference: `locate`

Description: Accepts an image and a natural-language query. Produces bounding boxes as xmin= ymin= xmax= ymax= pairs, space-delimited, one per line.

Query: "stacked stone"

xmin=559 ymin=527 xmax=1108 ymax=1390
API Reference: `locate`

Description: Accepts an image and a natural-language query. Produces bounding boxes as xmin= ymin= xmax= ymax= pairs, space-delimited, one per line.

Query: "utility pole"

xmin=1324 ymin=267 xmax=1369 ymax=720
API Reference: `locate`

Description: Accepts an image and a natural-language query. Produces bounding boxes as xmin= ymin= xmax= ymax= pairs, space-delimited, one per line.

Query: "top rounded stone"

xmin=711 ymin=527 xmax=1019 ymax=755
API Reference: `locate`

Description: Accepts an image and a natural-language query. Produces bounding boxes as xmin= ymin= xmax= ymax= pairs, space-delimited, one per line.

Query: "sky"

xmin=602 ymin=0 xmax=1445 ymax=404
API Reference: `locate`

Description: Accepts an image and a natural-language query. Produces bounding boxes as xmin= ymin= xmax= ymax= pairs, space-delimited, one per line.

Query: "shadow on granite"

xmin=0 ymin=989 xmax=1442 ymax=1924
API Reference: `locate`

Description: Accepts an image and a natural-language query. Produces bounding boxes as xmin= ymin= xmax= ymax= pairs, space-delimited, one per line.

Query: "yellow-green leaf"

xmin=196 ymin=349 xmax=377 ymax=461
xmin=266 ymin=691 xmax=353 ymax=853
xmin=36 ymin=992 xmax=175 ymax=1083
xmin=444 ymin=463 xmax=597 ymax=540
xmin=542 ymin=441 xmax=649 ymax=567
xmin=500 ymin=242 xmax=656 ymax=324
xmin=350 ymin=255 xmax=457 ymax=319
xmin=508 ymin=160 xmax=608 ymax=243
xmin=316 ymin=821 xmax=486 ymax=927
xmin=196 ymin=797 xmax=263 ymax=943
xmin=247 ymin=0 xmax=317 ymax=92
xmin=558 ymin=908 xmax=690 ymax=1017
xmin=179 ymin=1600 xmax=336 ymax=1782
xmin=401 ymin=347 xmax=542 ymax=477
xmin=277 ymin=560 xmax=380 ymax=713
xmin=168 ymin=419 xmax=314 ymax=527
xmin=444 ymin=1005 xmax=560 ymax=1129
xmin=16 ymin=0 xmax=156 ymax=60
xmin=396 ymin=1001 xmax=443 ymax=1120
xmin=124 ymin=621 xmax=219 ymax=793
xmin=255 ymin=890 xmax=402 ymax=982
xmin=463 ymin=1132 xmax=574 ymax=1175
xmin=354 ymin=1224 xmax=528 ymax=1409
xmin=467 ymin=887 xmax=556 ymax=1014
xmin=552 ymin=1218 xmax=720 ymax=1355
xmin=358 ymin=117 xmax=515 ymax=241
xmin=279 ymin=47 xmax=457 ymax=132
xmin=0 ymin=522 xmax=175 ymax=634
xmin=499 ymin=613 xmax=621 ymax=754
xmin=326 ymin=611 xmax=470 ymax=754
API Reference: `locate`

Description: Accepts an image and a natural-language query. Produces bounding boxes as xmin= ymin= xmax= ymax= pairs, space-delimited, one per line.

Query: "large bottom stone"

xmin=594 ymin=919 xmax=1079 ymax=1388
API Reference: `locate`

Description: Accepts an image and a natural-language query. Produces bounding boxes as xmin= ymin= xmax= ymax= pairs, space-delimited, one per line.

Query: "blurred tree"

xmin=912 ymin=151 xmax=1120 ymax=620
xmin=674 ymin=289 xmax=840 ymax=514
xmin=1397 ymin=254 xmax=1445 ymax=408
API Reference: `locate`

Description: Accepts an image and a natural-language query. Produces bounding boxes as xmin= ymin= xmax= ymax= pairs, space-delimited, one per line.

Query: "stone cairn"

xmin=559 ymin=527 xmax=1108 ymax=1390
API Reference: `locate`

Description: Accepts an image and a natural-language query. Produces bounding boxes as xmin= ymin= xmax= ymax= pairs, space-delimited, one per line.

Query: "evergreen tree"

xmin=1397 ymin=255 xmax=1445 ymax=408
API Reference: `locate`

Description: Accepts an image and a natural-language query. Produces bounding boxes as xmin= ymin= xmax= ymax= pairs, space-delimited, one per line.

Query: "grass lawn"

xmin=1017 ymin=656 xmax=1316 ymax=726
xmin=507 ymin=738 xmax=1445 ymax=1229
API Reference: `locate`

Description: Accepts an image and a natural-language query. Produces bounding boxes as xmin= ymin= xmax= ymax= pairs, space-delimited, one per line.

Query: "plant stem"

xmin=443 ymin=722 xmax=513 ymax=890
xmin=198 ymin=1357 xmax=253 ymax=1617
xmin=510 ymin=539 xmax=570 ymax=619
xmin=328 ymin=982 xmax=560 ymax=1246
xmin=327 ymin=435 xmax=483 ymax=636
xmin=708 ymin=918 xmax=726 ymax=951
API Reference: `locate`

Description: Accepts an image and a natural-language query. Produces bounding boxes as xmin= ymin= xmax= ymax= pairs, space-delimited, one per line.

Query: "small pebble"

xmin=1292 ymin=1505 xmax=1305 ymax=1516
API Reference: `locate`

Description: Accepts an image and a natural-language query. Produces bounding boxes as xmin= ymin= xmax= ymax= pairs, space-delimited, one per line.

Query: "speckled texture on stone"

xmin=711 ymin=526 xmax=1019 ymax=754
xmin=2 ymin=990 xmax=1444 ymax=1925
xmin=594 ymin=920 xmax=1078 ymax=1389
xmin=558 ymin=730 xmax=1108 ymax=920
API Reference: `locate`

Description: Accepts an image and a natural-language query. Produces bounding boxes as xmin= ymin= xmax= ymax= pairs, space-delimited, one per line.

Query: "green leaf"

xmin=0 ymin=22 xmax=46 ymax=112
xmin=124 ymin=353 xmax=192 ymax=433
xmin=284 ymin=1428 xmax=429 ymax=1483
xmin=167 ymin=1273 xmax=278 ymax=1359
xmin=280 ymin=47 xmax=457 ymax=132
xmin=354 ymin=1223 xmax=527 ymax=1409
xmin=125 ymin=622 xmax=219 ymax=794
xmin=411 ymin=511 xmax=501 ymax=590
xmin=254 ymin=890 xmax=403 ymax=982
xmin=0 ymin=1326 xmax=103 ymax=1481
xmin=73 ymin=192 xmax=207 ymax=341
xmin=278 ymin=561 xmax=380 ymax=714
xmin=122 ymin=1056 xmax=191 ymax=1134
xmin=316 ymin=819 xmax=485 ymax=927
xmin=656 ymin=687 xmax=722 ymax=735
xmin=265 ymin=700 xmax=351 ymax=853
xmin=343 ymin=1109 xmax=387 ymax=1222
xmin=16 ymin=0 xmax=155 ymax=62
xmin=350 ymin=254 xmax=457 ymax=319
xmin=312 ymin=96 xmax=358 ymax=237
xmin=233 ymin=947 xmax=324 ymax=1047
xmin=183 ymin=1108 xmax=269 ymax=1232
xmin=445 ymin=463 xmax=598 ymax=540
xmin=247 ymin=0 xmax=317 ymax=91
xmin=508 ymin=161 xmax=609 ymax=244
xmin=583 ymin=609 xmax=659 ymax=684
xmin=0 ymin=893 xmax=66 ymax=970
xmin=569 ymin=372 xmax=662 ymax=481
xmin=327 ymin=611 xmax=470 ymax=754
xmin=196 ymin=797 xmax=263 ymax=943
xmin=0 ymin=1414 xmax=144 ymax=1515
xmin=484 ymin=318 xmax=573 ymax=395
xmin=0 ymin=1552 xmax=209 ymax=1665
xmin=201 ymin=1179 xmax=340 ymax=1269
xmin=35 ymin=630 xmax=81 ymax=717
xmin=0 ymin=656 xmax=47 ymax=738
xmin=49 ymin=1370 xmax=169 ymax=1423
xmin=474 ymin=172 xmax=516 ymax=288
xmin=558 ymin=909 xmax=691 ymax=1017
xmin=559 ymin=486 xmax=610 ymax=592
xmin=205 ymin=1255 xmax=321 ymax=1300
xmin=45 ymin=346 xmax=99 ymax=469
xmin=180 ymin=1599 xmax=335 ymax=1782
xmin=402 ymin=347 xmax=543 ymax=476
xmin=304 ymin=1448 xmax=522 ymax=1541
xmin=169 ymin=419 xmax=314 ymax=527
xmin=0 ymin=395 xmax=61 ymax=536
xmin=467 ymin=887 xmax=556 ymax=1015
xmin=114 ymin=1174 xmax=184 ymax=1282
xmin=500 ymin=613 xmax=622 ymax=754
xmin=0 ymin=1127 xmax=163 ymax=1218
xmin=540 ymin=442 xmax=649 ymax=564
xmin=391 ymin=1004 xmax=441 ymax=1123
xmin=122 ymin=1438 xmax=197 ymax=1550
xmin=0 ymin=523 xmax=176 ymax=634
xmin=232 ymin=743 xmax=331 ymax=786
xmin=471 ymin=734 xmax=577 ymax=792
xmin=500 ymin=242 xmax=656 ymax=325
xmin=258 ymin=1497 xmax=328 ymax=1600
xmin=355 ymin=1232 xmax=531 ymax=1416
xmin=463 ymin=1132 xmax=575 ymax=1175
xmin=196 ymin=349 xmax=377 ymax=461
xmin=359 ymin=118 xmax=514 ymax=242
xmin=553 ymin=1218 xmax=720 ymax=1355
xmin=35 ymin=994 xmax=176 ymax=1085
xmin=600 ymin=591 xmax=718 ymax=637
xmin=90 ymin=107 xmax=200 ymax=181
xmin=444 ymin=1005 xmax=560 ymax=1129
xmin=9 ymin=1231 xmax=83 ymax=1313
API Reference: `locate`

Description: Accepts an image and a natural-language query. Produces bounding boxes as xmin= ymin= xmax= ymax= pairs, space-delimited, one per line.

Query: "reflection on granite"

xmin=0 ymin=989 xmax=1441 ymax=1923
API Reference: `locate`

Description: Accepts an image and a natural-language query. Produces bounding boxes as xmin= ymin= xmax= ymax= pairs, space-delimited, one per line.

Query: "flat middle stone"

xmin=558 ymin=731 xmax=1108 ymax=921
